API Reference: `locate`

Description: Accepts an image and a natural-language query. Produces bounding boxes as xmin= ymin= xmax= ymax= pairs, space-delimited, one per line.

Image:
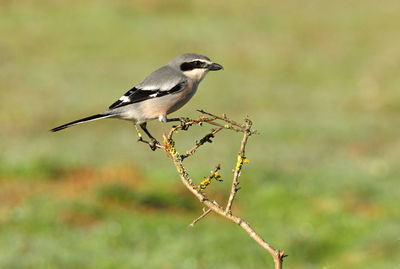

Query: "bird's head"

xmin=169 ymin=53 xmax=223 ymax=81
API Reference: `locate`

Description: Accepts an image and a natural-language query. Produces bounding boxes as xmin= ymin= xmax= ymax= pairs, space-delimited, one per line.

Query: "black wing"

xmin=108 ymin=81 xmax=187 ymax=110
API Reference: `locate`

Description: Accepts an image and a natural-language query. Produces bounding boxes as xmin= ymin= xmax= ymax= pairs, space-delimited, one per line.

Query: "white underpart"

xmin=158 ymin=115 xmax=167 ymax=122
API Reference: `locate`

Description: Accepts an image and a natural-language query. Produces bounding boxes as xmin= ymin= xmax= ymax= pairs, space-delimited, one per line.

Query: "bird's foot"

xmin=137 ymin=136 xmax=159 ymax=151
xmin=179 ymin=117 xmax=190 ymax=131
xmin=149 ymin=138 xmax=159 ymax=151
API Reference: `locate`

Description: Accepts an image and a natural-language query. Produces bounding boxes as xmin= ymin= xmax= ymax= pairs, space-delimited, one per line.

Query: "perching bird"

xmin=51 ymin=53 xmax=223 ymax=150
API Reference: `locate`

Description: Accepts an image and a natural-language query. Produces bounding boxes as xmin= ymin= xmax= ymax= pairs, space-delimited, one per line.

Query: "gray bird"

xmin=51 ymin=53 xmax=223 ymax=150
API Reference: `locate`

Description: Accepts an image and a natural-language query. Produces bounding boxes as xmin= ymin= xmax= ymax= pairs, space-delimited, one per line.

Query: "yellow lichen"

xmin=178 ymin=165 xmax=184 ymax=174
xmin=164 ymin=138 xmax=177 ymax=157
xmin=236 ymin=154 xmax=250 ymax=171
xmin=214 ymin=171 xmax=222 ymax=181
xmin=200 ymin=178 xmax=211 ymax=189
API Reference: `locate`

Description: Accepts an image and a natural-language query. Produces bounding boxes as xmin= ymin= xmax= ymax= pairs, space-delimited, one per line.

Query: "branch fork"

xmin=142 ymin=110 xmax=285 ymax=268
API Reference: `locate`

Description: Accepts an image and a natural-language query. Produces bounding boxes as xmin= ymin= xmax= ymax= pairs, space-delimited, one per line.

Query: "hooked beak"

xmin=208 ymin=62 xmax=223 ymax=71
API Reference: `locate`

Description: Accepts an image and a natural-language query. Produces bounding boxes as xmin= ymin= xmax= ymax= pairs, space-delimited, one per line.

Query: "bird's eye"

xmin=180 ymin=61 xmax=206 ymax=71
xmin=194 ymin=61 xmax=205 ymax=68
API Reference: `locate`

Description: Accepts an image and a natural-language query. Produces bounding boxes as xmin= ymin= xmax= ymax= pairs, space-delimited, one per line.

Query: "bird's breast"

xmin=165 ymin=80 xmax=197 ymax=114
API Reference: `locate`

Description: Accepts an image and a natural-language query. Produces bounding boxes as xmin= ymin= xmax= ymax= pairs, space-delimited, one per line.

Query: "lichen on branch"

xmin=138 ymin=110 xmax=286 ymax=269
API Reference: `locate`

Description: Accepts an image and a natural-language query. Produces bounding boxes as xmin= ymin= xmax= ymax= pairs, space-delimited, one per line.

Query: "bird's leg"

xmin=139 ymin=122 xmax=159 ymax=151
xmin=166 ymin=117 xmax=190 ymax=131
xmin=134 ymin=125 xmax=143 ymax=141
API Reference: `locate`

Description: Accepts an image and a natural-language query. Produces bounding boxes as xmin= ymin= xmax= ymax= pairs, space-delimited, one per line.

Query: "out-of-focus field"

xmin=1 ymin=0 xmax=399 ymax=268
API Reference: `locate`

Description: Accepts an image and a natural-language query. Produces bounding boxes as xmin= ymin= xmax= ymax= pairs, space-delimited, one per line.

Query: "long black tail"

xmin=51 ymin=113 xmax=113 ymax=132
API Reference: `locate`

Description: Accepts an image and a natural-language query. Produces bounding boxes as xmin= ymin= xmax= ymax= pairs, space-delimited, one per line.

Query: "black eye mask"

xmin=180 ymin=61 xmax=207 ymax=71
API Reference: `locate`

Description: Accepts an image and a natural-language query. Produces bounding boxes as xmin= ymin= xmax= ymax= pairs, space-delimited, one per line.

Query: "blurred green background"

xmin=1 ymin=0 xmax=399 ymax=268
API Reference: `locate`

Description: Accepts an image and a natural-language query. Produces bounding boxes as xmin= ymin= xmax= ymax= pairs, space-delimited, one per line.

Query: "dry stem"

xmin=144 ymin=110 xmax=285 ymax=268
xmin=188 ymin=208 xmax=212 ymax=227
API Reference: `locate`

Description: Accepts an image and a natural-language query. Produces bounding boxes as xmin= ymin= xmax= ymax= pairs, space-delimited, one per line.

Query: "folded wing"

xmin=109 ymin=66 xmax=187 ymax=110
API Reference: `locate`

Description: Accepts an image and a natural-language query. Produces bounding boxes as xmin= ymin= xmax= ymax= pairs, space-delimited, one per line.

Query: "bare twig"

xmin=188 ymin=208 xmax=212 ymax=227
xmin=146 ymin=110 xmax=285 ymax=268
xmin=197 ymin=109 xmax=243 ymax=128
xmin=225 ymin=117 xmax=252 ymax=214
xmin=199 ymin=164 xmax=222 ymax=190
xmin=181 ymin=127 xmax=223 ymax=160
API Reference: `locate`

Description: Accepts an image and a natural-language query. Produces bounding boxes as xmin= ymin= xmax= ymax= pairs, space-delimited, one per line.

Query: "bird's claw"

xmin=149 ymin=138 xmax=159 ymax=151
xmin=180 ymin=117 xmax=190 ymax=131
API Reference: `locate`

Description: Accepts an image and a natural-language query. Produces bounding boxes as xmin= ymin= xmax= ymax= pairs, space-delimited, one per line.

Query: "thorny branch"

xmin=140 ymin=110 xmax=286 ymax=269
xmin=180 ymin=128 xmax=223 ymax=160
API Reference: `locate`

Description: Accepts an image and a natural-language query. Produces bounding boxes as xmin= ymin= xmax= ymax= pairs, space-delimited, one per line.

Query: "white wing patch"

xmin=119 ymin=96 xmax=130 ymax=102
xmin=149 ymin=93 xmax=158 ymax=98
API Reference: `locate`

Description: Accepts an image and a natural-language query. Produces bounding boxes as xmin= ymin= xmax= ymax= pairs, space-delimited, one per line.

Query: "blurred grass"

xmin=1 ymin=0 xmax=400 ymax=268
